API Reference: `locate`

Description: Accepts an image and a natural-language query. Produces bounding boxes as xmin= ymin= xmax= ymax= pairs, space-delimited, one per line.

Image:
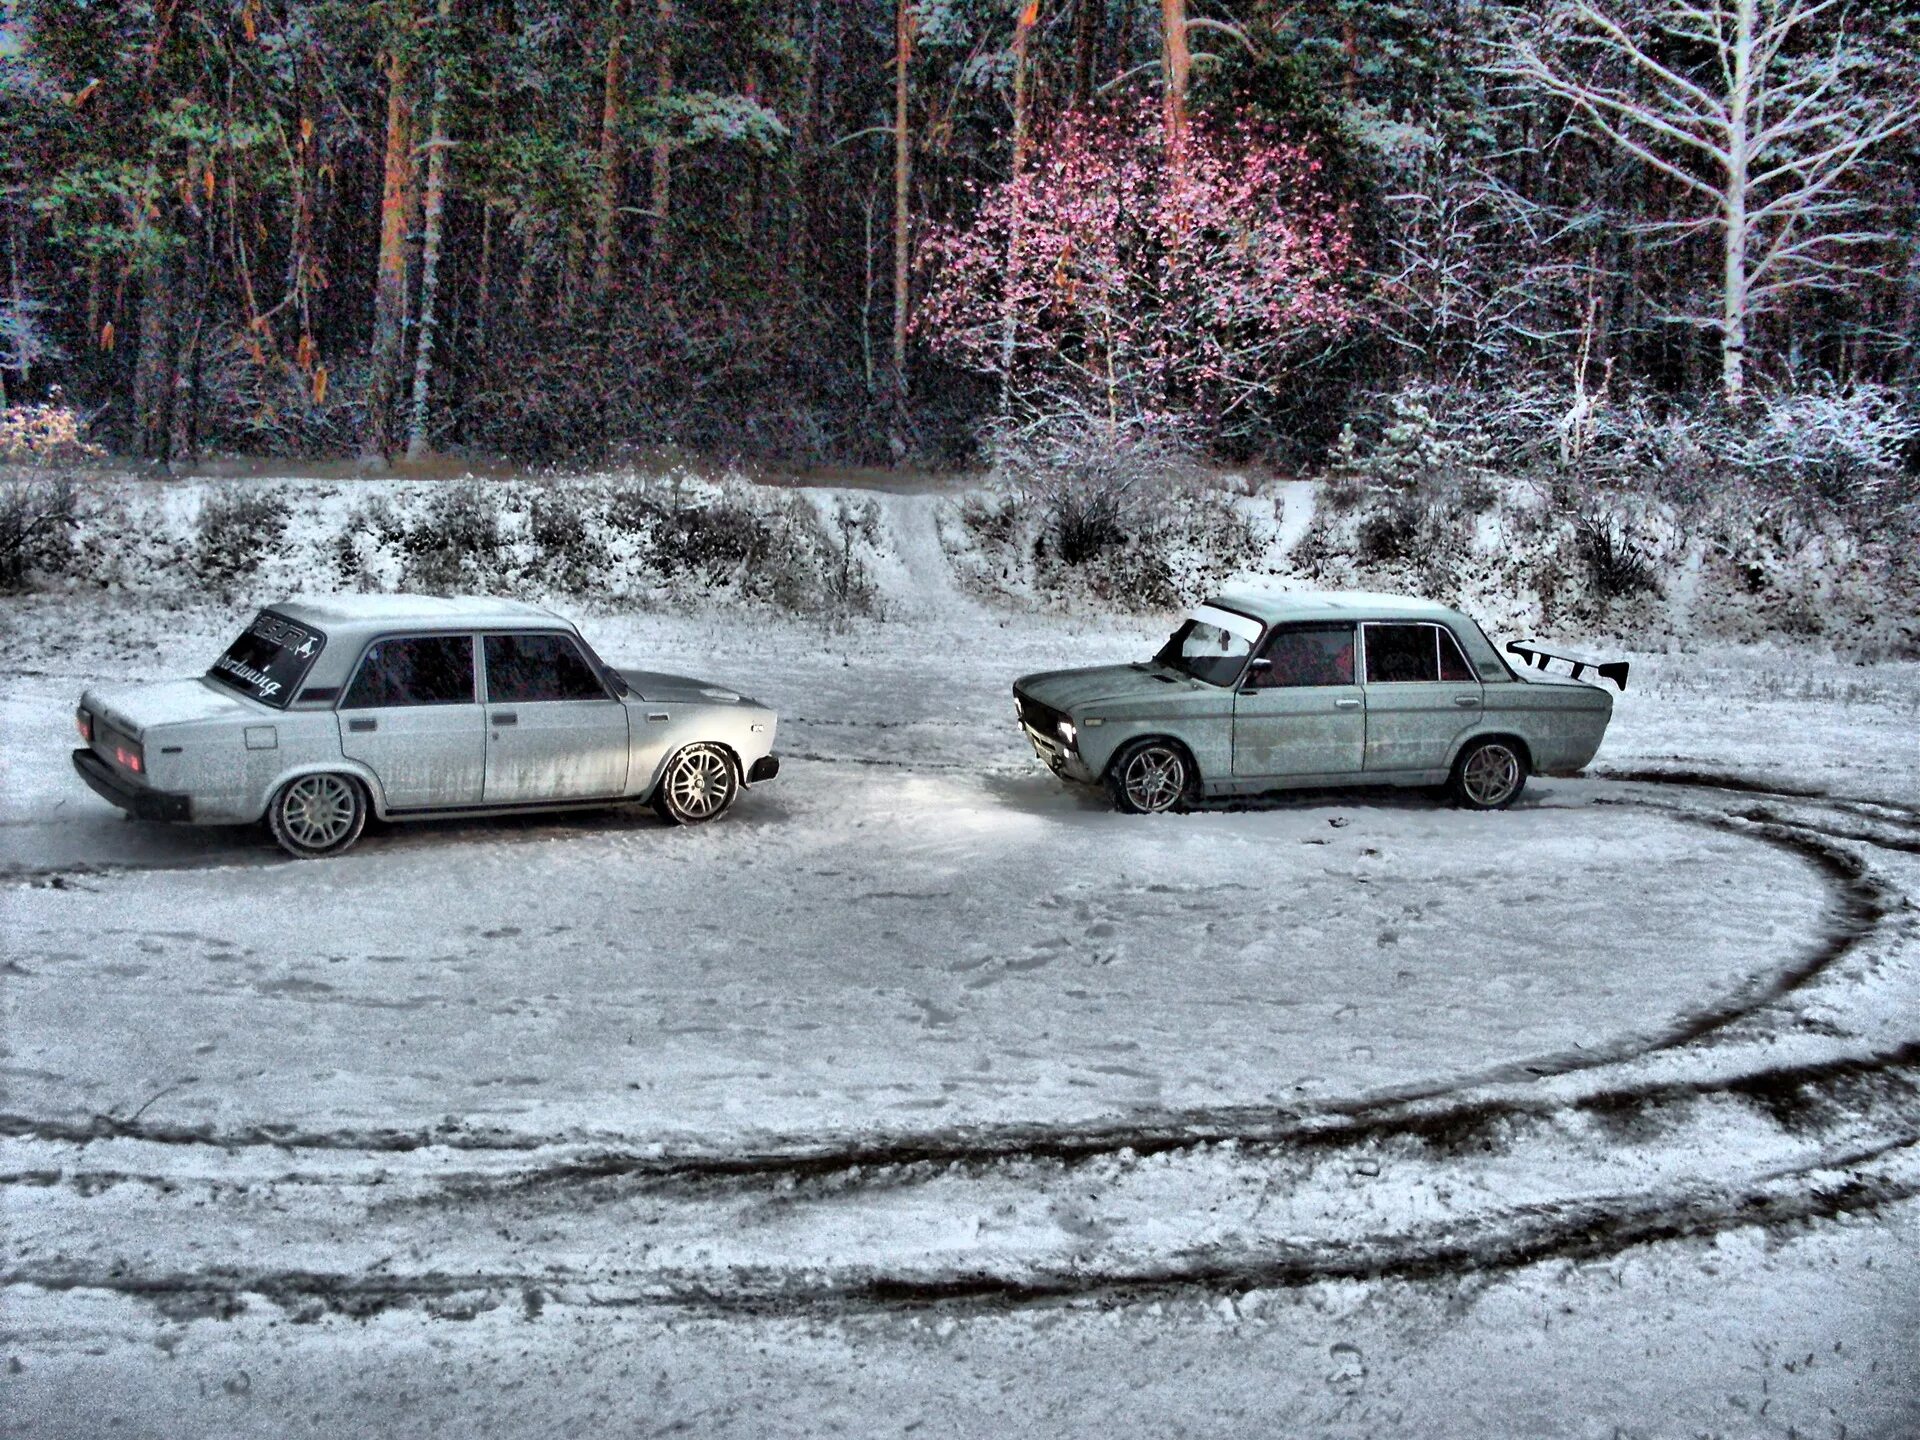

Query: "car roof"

xmin=1206 ymin=590 xmax=1464 ymax=626
xmin=267 ymin=594 xmax=568 ymax=637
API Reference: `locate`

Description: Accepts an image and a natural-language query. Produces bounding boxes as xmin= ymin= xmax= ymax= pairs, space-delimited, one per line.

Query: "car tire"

xmin=267 ymin=772 xmax=369 ymax=858
xmin=1108 ymin=739 xmax=1195 ymax=815
xmin=1450 ymin=738 xmax=1527 ymax=810
xmin=653 ymin=743 xmax=739 ymax=826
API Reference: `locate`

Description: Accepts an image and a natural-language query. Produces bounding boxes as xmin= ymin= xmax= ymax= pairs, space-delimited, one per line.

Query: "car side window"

xmin=484 ymin=633 xmax=609 ymax=703
xmin=340 ymin=635 xmax=476 ymax=709
xmin=1246 ymin=624 xmax=1356 ymax=689
xmin=1365 ymin=624 xmax=1444 ymax=683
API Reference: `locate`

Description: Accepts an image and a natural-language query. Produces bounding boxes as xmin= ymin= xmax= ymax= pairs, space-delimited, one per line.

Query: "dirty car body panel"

xmin=72 ymin=595 xmax=778 ymax=846
xmin=1012 ymin=591 xmax=1616 ymax=803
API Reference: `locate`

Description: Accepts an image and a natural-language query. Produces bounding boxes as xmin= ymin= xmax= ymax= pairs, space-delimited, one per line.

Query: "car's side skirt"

xmin=384 ymin=794 xmax=634 ymax=821
xmin=1201 ymin=768 xmax=1447 ymax=798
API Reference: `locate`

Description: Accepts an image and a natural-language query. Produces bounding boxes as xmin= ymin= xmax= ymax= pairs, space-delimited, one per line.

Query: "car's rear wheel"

xmin=267 ymin=772 xmax=369 ymax=858
xmin=1450 ymin=738 xmax=1527 ymax=810
xmin=1108 ymin=739 xmax=1194 ymax=815
xmin=653 ymin=744 xmax=739 ymax=826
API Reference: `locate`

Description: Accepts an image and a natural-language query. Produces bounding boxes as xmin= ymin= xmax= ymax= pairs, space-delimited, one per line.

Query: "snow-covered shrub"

xmin=400 ymin=484 xmax=506 ymax=593
xmin=1735 ymin=383 xmax=1917 ymax=509
xmin=0 ymin=478 xmax=77 ymax=591
xmin=953 ymin=423 xmax=1257 ymax=610
xmin=194 ymin=488 xmax=291 ymax=594
xmin=1571 ymin=506 xmax=1659 ymax=599
xmin=526 ymin=488 xmax=609 ymax=591
xmin=823 ymin=495 xmax=880 ymax=614
xmin=1356 ymin=493 xmax=1424 ymax=563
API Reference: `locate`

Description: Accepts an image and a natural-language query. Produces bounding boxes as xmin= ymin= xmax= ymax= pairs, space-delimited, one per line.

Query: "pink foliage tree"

xmin=916 ymin=103 xmax=1360 ymax=445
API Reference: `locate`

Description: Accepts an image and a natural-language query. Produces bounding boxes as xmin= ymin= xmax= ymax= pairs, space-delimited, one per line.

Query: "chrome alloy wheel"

xmin=1458 ymin=741 xmax=1523 ymax=808
xmin=657 ymin=745 xmax=738 ymax=825
xmin=269 ymin=773 xmax=368 ymax=857
xmin=1117 ymin=743 xmax=1189 ymax=815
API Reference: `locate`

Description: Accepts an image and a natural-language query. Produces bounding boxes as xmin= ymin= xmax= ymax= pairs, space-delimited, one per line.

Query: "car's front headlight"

xmin=1057 ymin=718 xmax=1077 ymax=748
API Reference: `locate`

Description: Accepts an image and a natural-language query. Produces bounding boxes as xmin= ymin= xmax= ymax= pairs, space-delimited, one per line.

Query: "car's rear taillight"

xmin=76 ymin=708 xmax=93 ymax=743
xmin=115 ymin=742 xmax=143 ymax=774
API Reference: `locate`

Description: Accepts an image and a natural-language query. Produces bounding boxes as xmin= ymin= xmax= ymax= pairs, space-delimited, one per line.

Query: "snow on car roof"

xmin=269 ymin=594 xmax=565 ymax=633
xmin=1207 ymin=590 xmax=1461 ymax=625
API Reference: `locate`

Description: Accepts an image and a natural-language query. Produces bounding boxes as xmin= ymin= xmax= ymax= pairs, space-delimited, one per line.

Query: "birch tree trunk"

xmin=892 ymin=0 xmax=914 ymax=391
xmin=365 ymin=46 xmax=414 ymax=462
xmin=406 ymin=0 xmax=453 ymax=463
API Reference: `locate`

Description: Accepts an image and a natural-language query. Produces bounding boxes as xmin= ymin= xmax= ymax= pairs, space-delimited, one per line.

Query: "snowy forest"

xmin=2 ymin=0 xmax=1916 ymax=472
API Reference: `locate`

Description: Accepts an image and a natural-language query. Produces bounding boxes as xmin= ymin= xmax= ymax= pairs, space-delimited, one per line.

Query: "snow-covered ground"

xmin=3 ymin=489 xmax=1919 ymax=1438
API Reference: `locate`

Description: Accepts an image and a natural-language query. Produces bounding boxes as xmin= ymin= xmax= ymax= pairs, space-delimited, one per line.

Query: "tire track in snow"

xmin=5 ymin=771 xmax=1917 ymax=1318
xmin=1 ymin=776 xmax=1900 ymax=1174
xmin=9 ymin=1136 xmax=1917 ymax=1320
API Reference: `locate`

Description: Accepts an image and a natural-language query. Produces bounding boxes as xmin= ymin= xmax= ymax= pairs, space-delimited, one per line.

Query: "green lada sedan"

xmin=1013 ymin=591 xmax=1622 ymax=814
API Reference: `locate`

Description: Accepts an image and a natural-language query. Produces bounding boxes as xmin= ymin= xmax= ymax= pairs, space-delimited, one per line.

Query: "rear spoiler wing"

xmin=1505 ymin=641 xmax=1629 ymax=692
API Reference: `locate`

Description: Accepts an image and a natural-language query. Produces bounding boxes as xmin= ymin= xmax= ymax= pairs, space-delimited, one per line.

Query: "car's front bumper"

xmin=72 ymin=748 xmax=193 ymax=822
xmin=1019 ymin=721 xmax=1097 ymax=785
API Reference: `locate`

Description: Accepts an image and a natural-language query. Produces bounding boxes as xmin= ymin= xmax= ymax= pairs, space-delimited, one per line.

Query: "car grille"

xmin=1016 ymin=692 xmax=1067 ymax=739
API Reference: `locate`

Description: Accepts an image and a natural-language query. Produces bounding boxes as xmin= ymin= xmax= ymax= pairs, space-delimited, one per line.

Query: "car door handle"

xmin=646 ymin=712 xmax=670 ymax=723
xmin=492 ymin=712 xmax=518 ymax=726
xmin=1454 ymin=695 xmax=1482 ymax=707
xmin=347 ymin=718 xmax=377 ymax=733
xmin=1333 ymin=698 xmax=1361 ymax=710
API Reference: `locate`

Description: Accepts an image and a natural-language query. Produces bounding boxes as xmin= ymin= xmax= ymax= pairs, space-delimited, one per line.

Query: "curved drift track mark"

xmin=0 ymin=774 xmax=1897 ymax=1177
xmin=5 ymin=771 xmax=1917 ymax=1315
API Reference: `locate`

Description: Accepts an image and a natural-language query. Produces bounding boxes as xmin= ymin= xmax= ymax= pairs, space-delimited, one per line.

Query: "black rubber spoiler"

xmin=1505 ymin=641 xmax=1630 ymax=692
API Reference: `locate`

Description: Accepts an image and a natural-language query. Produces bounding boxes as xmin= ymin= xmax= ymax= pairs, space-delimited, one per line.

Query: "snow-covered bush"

xmin=0 ymin=478 xmax=77 ymax=591
xmin=195 ymin=488 xmax=291 ymax=594
xmin=952 ymin=427 xmax=1257 ymax=611
xmin=1734 ymin=383 xmax=1917 ymax=509
xmin=1571 ymin=505 xmax=1660 ymax=599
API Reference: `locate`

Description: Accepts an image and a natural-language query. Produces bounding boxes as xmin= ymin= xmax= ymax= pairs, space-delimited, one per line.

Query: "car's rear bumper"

xmin=747 ymin=754 xmax=780 ymax=784
xmin=72 ymin=748 xmax=193 ymax=822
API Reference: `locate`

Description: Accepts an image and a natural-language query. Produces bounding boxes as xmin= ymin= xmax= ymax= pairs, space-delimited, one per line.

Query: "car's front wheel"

xmin=1450 ymin=738 xmax=1527 ymax=810
xmin=1108 ymin=739 xmax=1194 ymax=815
xmin=267 ymin=772 xmax=369 ymax=858
xmin=653 ymin=744 xmax=739 ymax=826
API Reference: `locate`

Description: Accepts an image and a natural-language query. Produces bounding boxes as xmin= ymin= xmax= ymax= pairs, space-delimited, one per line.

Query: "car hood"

xmin=618 ymin=668 xmax=753 ymax=705
xmin=1014 ymin=663 xmax=1208 ymax=713
xmin=85 ymin=677 xmax=271 ymax=736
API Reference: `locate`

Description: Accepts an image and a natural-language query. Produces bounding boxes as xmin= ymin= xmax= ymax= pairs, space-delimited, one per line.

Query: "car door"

xmin=337 ymin=633 xmax=485 ymax=808
xmin=1359 ymin=622 xmax=1483 ymax=773
xmin=482 ymin=631 xmax=631 ymax=803
xmin=1231 ymin=623 xmax=1364 ymax=778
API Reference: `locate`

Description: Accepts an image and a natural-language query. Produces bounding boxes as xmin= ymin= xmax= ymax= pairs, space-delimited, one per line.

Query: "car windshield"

xmin=206 ymin=611 xmax=326 ymax=708
xmin=1154 ymin=618 xmax=1254 ymax=687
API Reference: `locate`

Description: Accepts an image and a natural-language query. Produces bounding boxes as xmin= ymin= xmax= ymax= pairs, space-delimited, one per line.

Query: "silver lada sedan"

xmin=73 ymin=595 xmax=780 ymax=857
xmin=1013 ymin=590 xmax=1622 ymax=814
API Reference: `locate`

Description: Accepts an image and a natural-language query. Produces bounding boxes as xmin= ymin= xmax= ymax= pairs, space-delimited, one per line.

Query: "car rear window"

xmin=206 ymin=611 xmax=326 ymax=708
